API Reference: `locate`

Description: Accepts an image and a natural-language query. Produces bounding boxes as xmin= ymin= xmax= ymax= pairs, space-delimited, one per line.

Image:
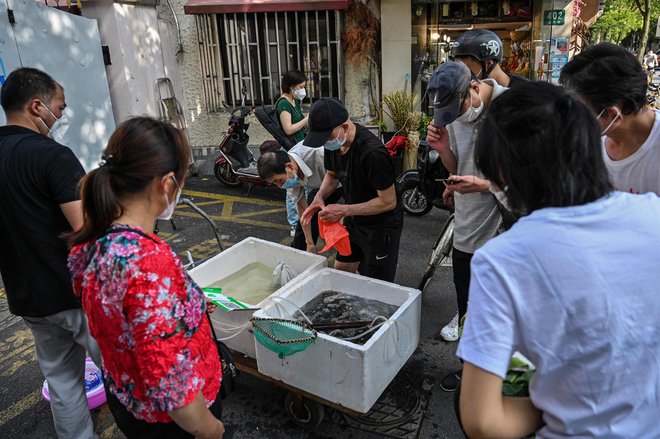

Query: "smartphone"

xmin=439 ymin=178 xmax=459 ymax=185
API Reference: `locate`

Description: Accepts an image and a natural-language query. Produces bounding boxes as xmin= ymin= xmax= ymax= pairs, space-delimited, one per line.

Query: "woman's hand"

xmin=205 ymin=299 xmax=217 ymax=314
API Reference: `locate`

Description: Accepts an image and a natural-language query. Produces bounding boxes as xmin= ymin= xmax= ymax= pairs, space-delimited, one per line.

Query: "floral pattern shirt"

xmin=68 ymin=225 xmax=221 ymax=423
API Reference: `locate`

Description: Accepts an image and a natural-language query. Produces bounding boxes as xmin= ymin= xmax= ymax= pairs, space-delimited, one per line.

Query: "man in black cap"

xmin=300 ymin=98 xmax=403 ymax=282
xmin=426 ymin=61 xmax=506 ymax=391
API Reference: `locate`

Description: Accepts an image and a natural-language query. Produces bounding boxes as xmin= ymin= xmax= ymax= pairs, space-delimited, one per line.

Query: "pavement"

xmin=0 ymin=175 xmax=465 ymax=439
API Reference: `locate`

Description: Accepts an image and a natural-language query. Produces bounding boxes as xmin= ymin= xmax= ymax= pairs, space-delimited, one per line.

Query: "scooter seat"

xmin=237 ymin=163 xmax=260 ymax=176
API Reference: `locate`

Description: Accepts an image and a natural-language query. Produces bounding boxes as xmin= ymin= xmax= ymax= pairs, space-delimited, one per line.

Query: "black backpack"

xmin=254 ymin=98 xmax=297 ymax=151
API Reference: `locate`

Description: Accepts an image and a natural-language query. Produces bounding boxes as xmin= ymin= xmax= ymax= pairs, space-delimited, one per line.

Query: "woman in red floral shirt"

xmin=68 ymin=117 xmax=223 ymax=439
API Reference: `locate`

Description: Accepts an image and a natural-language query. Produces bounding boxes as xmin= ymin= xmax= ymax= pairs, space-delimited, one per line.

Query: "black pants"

xmin=452 ymin=247 xmax=473 ymax=320
xmin=106 ymin=386 xmax=222 ymax=439
xmin=335 ymin=225 xmax=403 ymax=283
xmin=291 ymin=188 xmax=344 ymax=250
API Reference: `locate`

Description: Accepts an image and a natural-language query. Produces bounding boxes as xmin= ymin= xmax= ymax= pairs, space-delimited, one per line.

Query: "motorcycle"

xmin=213 ymin=91 xmax=272 ymax=187
xmin=397 ymin=140 xmax=451 ymax=216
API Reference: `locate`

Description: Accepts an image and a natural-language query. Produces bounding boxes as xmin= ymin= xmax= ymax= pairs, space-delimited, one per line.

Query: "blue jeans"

xmin=286 ymin=195 xmax=298 ymax=227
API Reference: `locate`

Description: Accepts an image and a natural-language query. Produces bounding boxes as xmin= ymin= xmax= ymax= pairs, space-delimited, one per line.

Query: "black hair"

xmin=257 ymin=149 xmax=290 ymax=180
xmin=69 ymin=117 xmax=190 ymax=246
xmin=281 ymin=70 xmax=307 ymax=94
xmin=475 ymin=81 xmax=612 ymax=214
xmin=0 ymin=67 xmax=59 ymax=114
xmin=559 ymin=42 xmax=647 ymax=114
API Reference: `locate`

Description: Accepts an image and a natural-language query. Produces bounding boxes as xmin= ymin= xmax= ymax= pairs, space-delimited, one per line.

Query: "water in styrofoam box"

xmin=253 ymin=268 xmax=421 ymax=413
xmin=188 ymin=237 xmax=326 ymax=358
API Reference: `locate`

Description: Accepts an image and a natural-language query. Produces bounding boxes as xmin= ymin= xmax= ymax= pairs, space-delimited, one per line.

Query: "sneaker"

xmin=290 ymin=225 xmax=297 ymax=237
xmin=440 ymin=313 xmax=459 ymax=342
xmin=440 ymin=369 xmax=462 ymax=392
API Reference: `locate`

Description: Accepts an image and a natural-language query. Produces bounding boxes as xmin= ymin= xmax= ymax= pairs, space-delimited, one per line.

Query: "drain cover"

xmin=328 ymin=369 xmax=434 ymax=438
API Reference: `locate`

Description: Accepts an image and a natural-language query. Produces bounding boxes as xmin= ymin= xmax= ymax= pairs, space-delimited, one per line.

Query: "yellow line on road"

xmin=0 ymin=288 xmax=4 ymax=298
xmin=178 ymin=200 xmax=225 ymax=208
xmin=174 ymin=210 xmax=289 ymax=231
xmin=221 ymin=200 xmax=233 ymax=218
xmin=182 ymin=189 xmax=284 ymax=207
xmin=233 ymin=207 xmax=285 ymax=219
xmin=0 ymin=391 xmax=42 ymax=426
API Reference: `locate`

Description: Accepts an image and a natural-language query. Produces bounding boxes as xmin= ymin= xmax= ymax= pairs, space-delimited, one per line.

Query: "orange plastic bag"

xmin=318 ymin=218 xmax=352 ymax=256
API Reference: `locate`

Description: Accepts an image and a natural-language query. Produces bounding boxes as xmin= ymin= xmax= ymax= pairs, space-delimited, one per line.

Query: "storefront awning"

xmin=184 ymin=0 xmax=349 ymax=15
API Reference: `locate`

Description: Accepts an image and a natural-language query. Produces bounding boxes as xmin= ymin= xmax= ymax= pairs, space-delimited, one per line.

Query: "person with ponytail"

xmin=67 ymin=117 xmax=224 ymax=439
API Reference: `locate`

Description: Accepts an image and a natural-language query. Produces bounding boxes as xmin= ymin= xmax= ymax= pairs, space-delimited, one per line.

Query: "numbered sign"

xmin=543 ymin=9 xmax=565 ymax=26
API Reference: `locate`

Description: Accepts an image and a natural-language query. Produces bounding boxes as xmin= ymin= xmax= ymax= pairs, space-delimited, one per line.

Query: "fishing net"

xmin=250 ymin=317 xmax=317 ymax=358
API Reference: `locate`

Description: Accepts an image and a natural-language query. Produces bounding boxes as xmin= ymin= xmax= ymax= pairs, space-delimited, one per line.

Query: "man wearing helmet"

xmin=452 ymin=29 xmax=528 ymax=88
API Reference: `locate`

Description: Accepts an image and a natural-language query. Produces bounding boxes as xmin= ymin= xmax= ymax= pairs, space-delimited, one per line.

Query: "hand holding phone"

xmin=440 ymin=177 xmax=460 ymax=185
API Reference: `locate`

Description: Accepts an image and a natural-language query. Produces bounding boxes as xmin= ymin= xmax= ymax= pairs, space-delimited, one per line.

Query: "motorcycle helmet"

xmin=451 ymin=29 xmax=503 ymax=79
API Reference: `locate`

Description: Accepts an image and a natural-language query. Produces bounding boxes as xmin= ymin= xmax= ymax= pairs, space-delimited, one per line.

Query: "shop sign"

xmin=543 ymin=9 xmax=565 ymax=26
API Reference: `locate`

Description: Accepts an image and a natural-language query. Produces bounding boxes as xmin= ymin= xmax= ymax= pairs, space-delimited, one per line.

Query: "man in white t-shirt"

xmin=560 ymin=42 xmax=660 ymax=195
xmin=457 ymin=80 xmax=660 ymax=439
xmin=257 ymin=141 xmax=342 ymax=252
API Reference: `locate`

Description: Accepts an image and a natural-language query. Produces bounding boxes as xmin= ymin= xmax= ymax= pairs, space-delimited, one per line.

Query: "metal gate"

xmin=0 ymin=0 xmax=114 ymax=171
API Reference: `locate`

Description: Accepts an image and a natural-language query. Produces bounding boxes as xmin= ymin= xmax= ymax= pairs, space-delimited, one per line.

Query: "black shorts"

xmin=335 ymin=225 xmax=402 ymax=283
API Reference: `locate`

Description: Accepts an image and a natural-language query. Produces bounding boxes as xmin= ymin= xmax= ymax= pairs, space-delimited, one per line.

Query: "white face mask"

xmin=293 ymin=88 xmax=306 ymax=101
xmin=157 ymin=175 xmax=182 ymax=220
xmin=40 ymin=104 xmax=70 ymax=144
xmin=597 ymin=107 xmax=621 ymax=136
xmin=456 ymin=91 xmax=484 ymax=124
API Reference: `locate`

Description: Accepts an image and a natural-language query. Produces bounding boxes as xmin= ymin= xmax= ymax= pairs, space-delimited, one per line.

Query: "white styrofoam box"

xmin=188 ymin=237 xmax=326 ymax=358
xmin=253 ymin=268 xmax=421 ymax=413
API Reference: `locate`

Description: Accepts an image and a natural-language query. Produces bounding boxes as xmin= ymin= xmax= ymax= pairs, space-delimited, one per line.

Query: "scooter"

xmin=213 ymin=91 xmax=272 ymax=187
xmin=397 ymin=140 xmax=451 ymax=216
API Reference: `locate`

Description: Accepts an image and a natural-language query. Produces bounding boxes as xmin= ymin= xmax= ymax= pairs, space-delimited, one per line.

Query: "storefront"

xmin=408 ymin=0 xmax=575 ymax=110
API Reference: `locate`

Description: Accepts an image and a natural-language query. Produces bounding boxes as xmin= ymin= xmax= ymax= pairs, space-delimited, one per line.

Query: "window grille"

xmin=196 ymin=11 xmax=343 ymax=112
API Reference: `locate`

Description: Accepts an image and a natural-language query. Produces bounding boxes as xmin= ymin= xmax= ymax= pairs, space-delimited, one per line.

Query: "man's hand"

xmin=426 ymin=124 xmax=450 ymax=153
xmin=301 ymin=197 xmax=325 ymax=226
xmin=318 ymin=204 xmax=348 ymax=223
xmin=306 ymin=242 xmax=317 ymax=253
xmin=445 ymin=175 xmax=490 ymax=194
xmin=443 ymin=187 xmax=455 ymax=210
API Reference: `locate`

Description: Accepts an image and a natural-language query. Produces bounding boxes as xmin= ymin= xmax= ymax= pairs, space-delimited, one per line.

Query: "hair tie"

xmin=99 ymin=154 xmax=115 ymax=170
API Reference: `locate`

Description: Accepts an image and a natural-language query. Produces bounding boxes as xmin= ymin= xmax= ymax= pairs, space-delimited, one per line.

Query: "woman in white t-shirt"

xmin=457 ymin=81 xmax=660 ymax=438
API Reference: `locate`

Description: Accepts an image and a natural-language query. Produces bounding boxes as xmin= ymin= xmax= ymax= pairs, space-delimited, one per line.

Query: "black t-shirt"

xmin=506 ymin=73 xmax=529 ymax=89
xmin=324 ymin=124 xmax=403 ymax=234
xmin=0 ymin=126 xmax=85 ymax=317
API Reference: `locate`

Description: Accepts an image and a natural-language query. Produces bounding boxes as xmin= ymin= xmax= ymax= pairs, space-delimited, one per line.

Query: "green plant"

xmin=382 ymin=90 xmax=417 ymax=133
xmin=416 ymin=112 xmax=433 ymax=139
xmin=372 ymin=118 xmax=388 ymax=133
xmin=503 ymin=357 xmax=535 ymax=397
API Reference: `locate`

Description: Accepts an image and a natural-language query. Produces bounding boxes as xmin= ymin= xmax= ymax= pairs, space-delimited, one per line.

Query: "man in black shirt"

xmin=301 ymin=98 xmax=403 ymax=282
xmin=0 ymin=68 xmax=100 ymax=438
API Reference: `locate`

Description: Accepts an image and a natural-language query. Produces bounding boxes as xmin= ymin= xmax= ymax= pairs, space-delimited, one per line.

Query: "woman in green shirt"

xmin=277 ymin=70 xmax=308 ymax=143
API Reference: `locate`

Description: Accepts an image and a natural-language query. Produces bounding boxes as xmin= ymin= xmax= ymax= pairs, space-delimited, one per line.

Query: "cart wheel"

xmin=284 ymin=392 xmax=325 ymax=428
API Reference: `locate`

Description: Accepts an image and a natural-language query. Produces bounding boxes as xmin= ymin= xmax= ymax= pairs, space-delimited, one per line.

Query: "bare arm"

xmin=426 ymin=124 xmax=458 ymax=175
xmin=60 ymin=200 xmax=83 ymax=230
xmin=319 ymin=184 xmax=397 ymax=223
xmin=301 ymin=171 xmax=340 ymax=226
xmin=295 ymin=196 xmax=316 ymax=252
xmin=459 ymin=362 xmax=542 ymax=439
xmin=279 ymin=111 xmax=308 ymax=136
xmin=169 ymin=392 xmax=224 ymax=439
